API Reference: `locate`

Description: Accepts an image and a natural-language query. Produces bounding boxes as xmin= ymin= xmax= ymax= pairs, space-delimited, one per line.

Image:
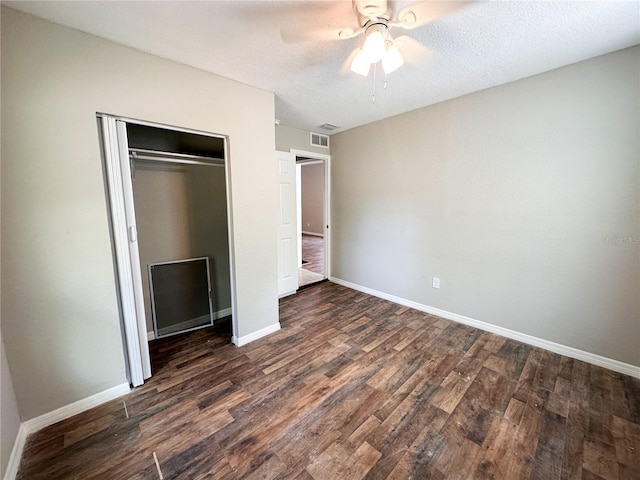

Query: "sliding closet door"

xmin=101 ymin=117 xmax=151 ymax=386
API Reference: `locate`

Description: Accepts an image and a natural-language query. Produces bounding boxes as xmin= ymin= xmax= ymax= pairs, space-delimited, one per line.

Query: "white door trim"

xmin=296 ymin=163 xmax=302 ymax=267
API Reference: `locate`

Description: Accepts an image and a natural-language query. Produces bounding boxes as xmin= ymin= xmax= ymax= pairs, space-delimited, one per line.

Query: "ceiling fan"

xmin=286 ymin=0 xmax=474 ymax=77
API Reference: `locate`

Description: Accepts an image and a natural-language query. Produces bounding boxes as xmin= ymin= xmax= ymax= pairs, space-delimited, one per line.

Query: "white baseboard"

xmin=3 ymin=382 xmax=131 ymax=480
xmin=147 ymin=307 xmax=233 ymax=341
xmin=3 ymin=424 xmax=27 ymax=480
xmin=330 ymin=277 xmax=640 ymax=379
xmin=302 ymin=231 xmax=324 ymax=237
xmin=232 ymin=322 xmax=281 ymax=347
xmin=22 ymin=383 xmax=131 ymax=435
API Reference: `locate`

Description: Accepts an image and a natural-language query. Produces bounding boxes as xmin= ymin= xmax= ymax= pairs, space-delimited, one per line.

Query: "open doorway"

xmin=297 ymin=159 xmax=326 ymax=287
xmin=292 ymin=149 xmax=330 ymax=289
xmin=276 ymin=149 xmax=330 ymax=297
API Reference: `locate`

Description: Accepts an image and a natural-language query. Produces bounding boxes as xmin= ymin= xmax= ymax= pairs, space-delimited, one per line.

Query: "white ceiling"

xmin=5 ymin=1 xmax=640 ymax=134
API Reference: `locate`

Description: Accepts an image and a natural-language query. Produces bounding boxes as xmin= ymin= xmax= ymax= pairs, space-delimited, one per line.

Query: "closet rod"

xmin=129 ymin=149 xmax=224 ymax=167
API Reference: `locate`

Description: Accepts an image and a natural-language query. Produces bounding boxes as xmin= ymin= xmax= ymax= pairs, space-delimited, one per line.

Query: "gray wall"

xmin=1 ymin=333 xmax=21 ymax=478
xmin=133 ymin=162 xmax=231 ymax=333
xmin=276 ymin=124 xmax=331 ymax=155
xmin=301 ymin=163 xmax=325 ymax=235
xmin=331 ymin=46 xmax=639 ymax=367
xmin=1 ymin=7 xmax=278 ymax=421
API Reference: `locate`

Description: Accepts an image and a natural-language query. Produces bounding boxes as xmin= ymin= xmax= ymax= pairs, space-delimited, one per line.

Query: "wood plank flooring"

xmin=301 ymin=234 xmax=324 ymax=276
xmin=299 ymin=234 xmax=325 ymax=288
xmin=17 ymin=282 xmax=640 ymax=479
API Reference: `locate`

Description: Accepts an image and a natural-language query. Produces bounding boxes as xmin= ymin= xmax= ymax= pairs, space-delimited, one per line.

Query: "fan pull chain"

xmin=370 ymin=64 xmax=389 ymax=103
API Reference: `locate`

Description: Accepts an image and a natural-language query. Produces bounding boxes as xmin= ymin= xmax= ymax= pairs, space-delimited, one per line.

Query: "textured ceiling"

xmin=5 ymin=1 xmax=640 ymax=134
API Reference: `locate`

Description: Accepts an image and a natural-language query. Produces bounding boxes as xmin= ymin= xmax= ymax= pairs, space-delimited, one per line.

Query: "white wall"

xmin=331 ymin=46 xmax=639 ymax=367
xmin=1 ymin=332 xmax=21 ymax=479
xmin=1 ymin=7 xmax=278 ymax=421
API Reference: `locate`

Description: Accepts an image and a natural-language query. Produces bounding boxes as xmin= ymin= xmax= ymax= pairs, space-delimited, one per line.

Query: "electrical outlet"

xmin=432 ymin=277 xmax=440 ymax=289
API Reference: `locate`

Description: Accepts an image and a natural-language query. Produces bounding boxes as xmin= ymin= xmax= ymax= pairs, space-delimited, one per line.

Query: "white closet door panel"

xmin=115 ymin=120 xmax=151 ymax=380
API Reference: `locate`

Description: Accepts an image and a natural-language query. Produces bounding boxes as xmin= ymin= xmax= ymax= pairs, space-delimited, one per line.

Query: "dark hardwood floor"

xmin=17 ymin=282 xmax=640 ymax=479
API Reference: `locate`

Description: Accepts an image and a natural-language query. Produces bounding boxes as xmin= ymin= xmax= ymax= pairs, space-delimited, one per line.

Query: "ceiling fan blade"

xmin=393 ymin=35 xmax=432 ymax=67
xmin=396 ymin=1 xmax=475 ymax=29
xmin=276 ymin=0 xmax=359 ymax=42
xmin=281 ymin=26 xmax=362 ymax=43
xmin=354 ymin=0 xmax=389 ymax=17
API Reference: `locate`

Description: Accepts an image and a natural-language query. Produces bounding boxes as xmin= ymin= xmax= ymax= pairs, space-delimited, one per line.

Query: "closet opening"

xmin=128 ymin=123 xmax=232 ymax=343
xmin=100 ymin=115 xmax=236 ymax=386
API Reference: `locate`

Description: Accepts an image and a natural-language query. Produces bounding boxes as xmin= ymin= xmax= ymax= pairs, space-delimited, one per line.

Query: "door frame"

xmin=98 ymin=113 xmax=238 ymax=386
xmin=290 ymin=149 xmax=331 ymax=281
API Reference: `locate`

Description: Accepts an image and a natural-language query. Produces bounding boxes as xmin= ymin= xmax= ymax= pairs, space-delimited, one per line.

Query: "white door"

xmin=276 ymin=151 xmax=298 ymax=296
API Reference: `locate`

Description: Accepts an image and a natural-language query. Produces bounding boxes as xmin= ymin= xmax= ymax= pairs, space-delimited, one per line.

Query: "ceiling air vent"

xmin=310 ymin=132 xmax=330 ymax=148
xmin=320 ymin=123 xmax=339 ymax=131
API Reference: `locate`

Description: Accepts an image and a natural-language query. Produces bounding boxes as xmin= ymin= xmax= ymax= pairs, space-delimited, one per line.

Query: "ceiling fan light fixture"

xmin=361 ymin=23 xmax=387 ymax=63
xmin=350 ymin=49 xmax=371 ymax=76
xmin=382 ymin=42 xmax=404 ymax=74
